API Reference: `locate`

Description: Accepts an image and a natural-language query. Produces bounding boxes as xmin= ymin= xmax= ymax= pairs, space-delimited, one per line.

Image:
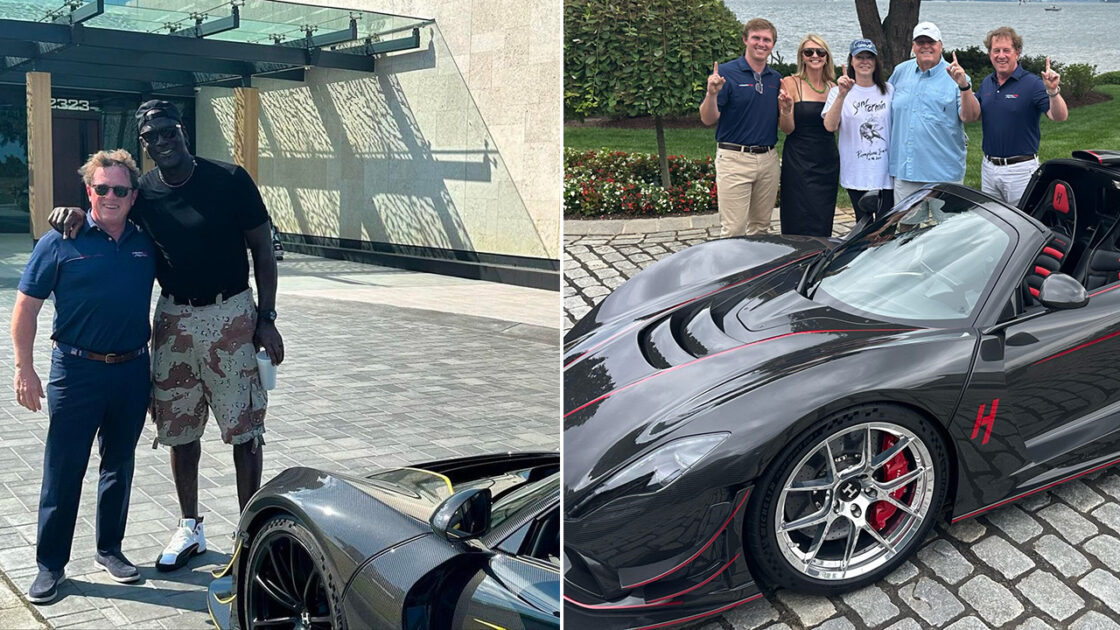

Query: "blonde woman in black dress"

xmin=779 ymin=34 xmax=840 ymax=236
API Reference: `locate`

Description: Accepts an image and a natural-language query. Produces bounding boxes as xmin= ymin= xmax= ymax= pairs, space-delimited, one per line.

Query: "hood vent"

xmin=639 ymin=302 xmax=743 ymax=369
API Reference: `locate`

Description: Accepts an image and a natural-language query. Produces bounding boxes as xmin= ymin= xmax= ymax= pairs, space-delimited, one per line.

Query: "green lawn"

xmin=565 ymin=85 xmax=1120 ymax=207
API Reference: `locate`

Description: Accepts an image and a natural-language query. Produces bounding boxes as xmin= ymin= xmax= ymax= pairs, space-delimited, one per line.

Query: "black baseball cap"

xmin=136 ymin=100 xmax=182 ymax=134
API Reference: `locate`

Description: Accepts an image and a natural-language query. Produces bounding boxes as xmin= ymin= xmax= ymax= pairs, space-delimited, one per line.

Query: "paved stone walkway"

xmin=564 ymin=210 xmax=1120 ymax=630
xmin=0 ymin=236 xmax=559 ymax=629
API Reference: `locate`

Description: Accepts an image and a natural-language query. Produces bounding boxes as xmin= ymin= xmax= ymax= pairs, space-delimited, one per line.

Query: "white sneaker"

xmin=156 ymin=518 xmax=206 ymax=572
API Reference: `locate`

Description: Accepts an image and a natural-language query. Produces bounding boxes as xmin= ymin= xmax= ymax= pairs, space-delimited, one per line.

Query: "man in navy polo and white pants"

xmin=977 ymin=26 xmax=1067 ymax=206
xmin=701 ymin=17 xmax=786 ymax=237
xmin=11 ymin=150 xmax=155 ymax=603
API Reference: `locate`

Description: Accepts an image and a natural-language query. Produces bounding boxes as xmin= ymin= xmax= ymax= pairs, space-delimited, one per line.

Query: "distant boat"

xmin=1045 ymin=5 xmax=1061 ymax=10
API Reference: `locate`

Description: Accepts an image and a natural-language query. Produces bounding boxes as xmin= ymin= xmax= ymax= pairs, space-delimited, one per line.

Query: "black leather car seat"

xmin=1076 ymin=237 xmax=1120 ymax=291
xmin=1030 ymin=179 xmax=1078 ymax=265
xmin=1025 ymin=232 xmax=1071 ymax=303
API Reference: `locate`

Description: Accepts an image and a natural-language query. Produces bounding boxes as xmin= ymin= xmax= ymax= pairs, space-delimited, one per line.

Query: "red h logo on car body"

xmin=971 ymin=399 xmax=999 ymax=445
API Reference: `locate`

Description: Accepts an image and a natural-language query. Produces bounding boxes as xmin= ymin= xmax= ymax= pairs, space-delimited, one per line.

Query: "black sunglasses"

xmin=140 ymin=125 xmax=180 ymax=144
xmin=92 ymin=184 xmax=132 ymax=198
xmin=802 ymin=48 xmax=828 ymax=58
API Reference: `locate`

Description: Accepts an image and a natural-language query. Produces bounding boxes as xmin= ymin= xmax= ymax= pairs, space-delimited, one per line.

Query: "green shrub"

xmin=564 ymin=148 xmax=716 ymax=217
xmin=1095 ymin=69 xmax=1120 ymax=86
xmin=1063 ymin=63 xmax=1097 ymax=99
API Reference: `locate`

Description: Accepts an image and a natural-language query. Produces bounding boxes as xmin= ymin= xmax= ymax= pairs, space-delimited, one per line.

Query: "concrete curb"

xmin=564 ymin=212 xmax=722 ymax=236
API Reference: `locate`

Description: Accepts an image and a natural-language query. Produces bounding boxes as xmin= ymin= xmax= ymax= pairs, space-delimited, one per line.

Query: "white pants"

xmin=981 ymin=157 xmax=1039 ymax=208
xmin=893 ymin=178 xmax=964 ymax=205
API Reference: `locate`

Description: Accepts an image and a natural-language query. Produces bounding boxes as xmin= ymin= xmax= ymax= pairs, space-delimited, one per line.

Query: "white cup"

xmin=256 ymin=350 xmax=277 ymax=390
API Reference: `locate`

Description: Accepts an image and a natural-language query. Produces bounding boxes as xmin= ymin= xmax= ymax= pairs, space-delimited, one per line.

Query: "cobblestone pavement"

xmin=0 ymin=240 xmax=559 ymax=628
xmin=564 ymin=211 xmax=1120 ymax=630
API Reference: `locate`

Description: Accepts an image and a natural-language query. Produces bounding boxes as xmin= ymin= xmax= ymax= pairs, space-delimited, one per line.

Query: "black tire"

xmin=745 ymin=404 xmax=949 ymax=594
xmin=242 ymin=514 xmax=346 ymax=630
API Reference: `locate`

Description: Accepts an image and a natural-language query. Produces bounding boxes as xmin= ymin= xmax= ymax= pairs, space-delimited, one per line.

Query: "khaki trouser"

xmin=715 ymin=147 xmax=780 ymax=237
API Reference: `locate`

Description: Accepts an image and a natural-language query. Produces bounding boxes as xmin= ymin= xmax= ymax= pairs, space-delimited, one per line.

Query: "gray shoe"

xmin=95 ymin=552 xmax=139 ymax=583
xmin=27 ymin=568 xmax=65 ymax=604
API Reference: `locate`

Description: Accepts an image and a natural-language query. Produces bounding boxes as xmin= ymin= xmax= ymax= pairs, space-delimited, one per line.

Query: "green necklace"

xmin=804 ymin=77 xmax=827 ymax=94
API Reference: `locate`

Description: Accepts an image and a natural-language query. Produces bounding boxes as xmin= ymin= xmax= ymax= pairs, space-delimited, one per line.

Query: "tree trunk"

xmin=855 ymin=0 xmax=922 ymax=75
xmin=655 ymin=115 xmax=671 ymax=189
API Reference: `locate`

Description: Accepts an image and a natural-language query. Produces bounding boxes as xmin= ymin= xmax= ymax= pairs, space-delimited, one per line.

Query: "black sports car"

xmin=563 ymin=151 xmax=1120 ymax=629
xmin=206 ymin=452 xmax=560 ymax=630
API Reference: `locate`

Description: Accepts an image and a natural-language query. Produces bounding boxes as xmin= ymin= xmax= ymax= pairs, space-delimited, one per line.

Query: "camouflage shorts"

xmin=151 ymin=288 xmax=267 ymax=446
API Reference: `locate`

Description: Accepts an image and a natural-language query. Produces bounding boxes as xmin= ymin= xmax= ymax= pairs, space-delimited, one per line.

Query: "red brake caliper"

xmin=869 ymin=434 xmax=909 ymax=531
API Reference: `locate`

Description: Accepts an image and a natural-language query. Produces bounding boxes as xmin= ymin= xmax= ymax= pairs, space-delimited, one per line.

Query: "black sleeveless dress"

xmin=780 ymin=88 xmax=840 ymax=237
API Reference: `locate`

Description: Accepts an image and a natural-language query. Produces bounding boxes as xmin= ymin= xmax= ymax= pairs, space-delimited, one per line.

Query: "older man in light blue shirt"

xmin=889 ymin=22 xmax=981 ymax=203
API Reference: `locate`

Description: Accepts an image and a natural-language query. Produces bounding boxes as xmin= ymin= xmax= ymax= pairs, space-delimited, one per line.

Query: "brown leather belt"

xmin=55 ymin=342 xmax=147 ymax=364
xmin=985 ymin=154 xmax=1036 ymax=166
xmin=718 ymin=142 xmax=775 ymax=154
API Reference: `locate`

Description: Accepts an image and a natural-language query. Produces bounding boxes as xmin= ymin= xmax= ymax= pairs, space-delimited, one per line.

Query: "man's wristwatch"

xmin=959 ymin=83 xmax=971 ymax=92
xmin=1047 ymin=86 xmax=1061 ymax=97
xmin=258 ymin=308 xmax=278 ymax=323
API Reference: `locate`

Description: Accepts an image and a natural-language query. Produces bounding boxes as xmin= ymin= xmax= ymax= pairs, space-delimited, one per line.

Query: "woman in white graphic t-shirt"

xmin=823 ymin=38 xmax=894 ymax=222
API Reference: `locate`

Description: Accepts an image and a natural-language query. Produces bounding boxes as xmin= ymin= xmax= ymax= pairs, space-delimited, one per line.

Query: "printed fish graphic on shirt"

xmin=859 ymin=121 xmax=885 ymax=144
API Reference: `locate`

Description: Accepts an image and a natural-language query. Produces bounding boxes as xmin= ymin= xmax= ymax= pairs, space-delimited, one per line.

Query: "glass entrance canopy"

xmin=0 ymin=0 xmax=430 ymax=95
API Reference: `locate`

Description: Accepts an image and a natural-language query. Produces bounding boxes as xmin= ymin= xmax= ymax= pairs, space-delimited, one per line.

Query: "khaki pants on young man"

xmin=715 ymin=147 xmax=780 ymax=237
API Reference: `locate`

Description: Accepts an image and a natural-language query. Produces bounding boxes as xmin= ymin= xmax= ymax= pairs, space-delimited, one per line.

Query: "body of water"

xmin=724 ymin=0 xmax=1120 ymax=72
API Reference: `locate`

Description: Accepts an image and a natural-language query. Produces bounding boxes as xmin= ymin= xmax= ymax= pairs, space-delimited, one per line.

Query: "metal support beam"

xmin=172 ymin=6 xmax=240 ymax=39
xmin=25 ymin=71 xmax=51 ymax=240
xmin=306 ymin=47 xmax=373 ymax=73
xmin=51 ymin=0 xmax=104 ymax=26
xmin=16 ymin=58 xmax=195 ymax=85
xmin=368 ymin=28 xmax=421 ymax=55
xmin=42 ymin=45 xmax=255 ymax=76
xmin=283 ymin=19 xmax=357 ymax=49
xmin=0 ymin=20 xmax=373 ymax=71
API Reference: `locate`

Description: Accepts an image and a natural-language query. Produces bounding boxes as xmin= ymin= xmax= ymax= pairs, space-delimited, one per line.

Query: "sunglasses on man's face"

xmin=140 ymin=125 xmax=179 ymax=144
xmin=802 ymin=48 xmax=828 ymax=58
xmin=91 ymin=184 xmax=132 ymax=198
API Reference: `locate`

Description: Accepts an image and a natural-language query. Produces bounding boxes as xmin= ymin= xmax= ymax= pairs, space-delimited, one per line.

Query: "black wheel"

xmin=745 ymin=404 xmax=949 ymax=594
xmin=243 ymin=515 xmax=345 ymax=630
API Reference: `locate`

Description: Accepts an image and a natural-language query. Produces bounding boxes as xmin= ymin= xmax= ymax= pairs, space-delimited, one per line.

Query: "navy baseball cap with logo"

xmin=135 ymin=100 xmax=182 ymax=134
xmin=850 ymin=39 xmax=878 ymax=56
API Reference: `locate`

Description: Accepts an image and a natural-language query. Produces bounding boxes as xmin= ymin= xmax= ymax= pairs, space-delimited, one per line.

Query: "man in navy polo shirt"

xmin=11 ymin=150 xmax=155 ymax=603
xmin=700 ymin=17 xmax=786 ymax=237
xmin=977 ymin=26 xmax=1067 ymax=206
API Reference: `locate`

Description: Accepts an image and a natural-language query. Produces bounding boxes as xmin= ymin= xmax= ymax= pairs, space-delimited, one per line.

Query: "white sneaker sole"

xmin=94 ymin=560 xmax=140 ymax=584
xmin=155 ymin=542 xmax=206 ymax=572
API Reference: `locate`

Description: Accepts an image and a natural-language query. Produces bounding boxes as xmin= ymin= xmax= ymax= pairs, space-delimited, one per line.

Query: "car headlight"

xmin=568 ymin=433 xmax=728 ymax=517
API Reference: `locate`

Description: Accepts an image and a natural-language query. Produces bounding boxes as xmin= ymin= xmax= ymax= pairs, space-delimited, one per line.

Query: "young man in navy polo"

xmin=12 ymin=150 xmax=155 ymax=603
xmin=977 ymin=26 xmax=1067 ymax=206
xmin=700 ymin=17 xmax=784 ymax=237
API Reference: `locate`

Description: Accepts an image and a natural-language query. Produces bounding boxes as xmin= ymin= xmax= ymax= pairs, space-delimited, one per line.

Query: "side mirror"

xmin=430 ymin=488 xmax=492 ymax=541
xmin=857 ymin=191 xmax=881 ymax=220
xmin=1039 ymin=273 xmax=1088 ymax=310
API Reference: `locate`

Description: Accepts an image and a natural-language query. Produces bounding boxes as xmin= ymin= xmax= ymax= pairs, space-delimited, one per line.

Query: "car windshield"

xmin=813 ymin=190 xmax=1014 ymax=324
xmin=490 ymin=472 xmax=558 ymax=531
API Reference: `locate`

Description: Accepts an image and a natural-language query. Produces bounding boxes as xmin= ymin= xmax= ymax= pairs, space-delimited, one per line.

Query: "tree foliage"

xmin=564 ymin=0 xmax=743 ymax=120
xmin=854 ymin=0 xmax=921 ymax=75
xmin=565 ymin=0 xmax=743 ymax=187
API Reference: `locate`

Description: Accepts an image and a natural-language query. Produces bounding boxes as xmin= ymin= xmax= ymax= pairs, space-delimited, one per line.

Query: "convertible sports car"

xmin=563 ymin=151 xmax=1120 ymax=629
xmin=206 ymin=452 xmax=560 ymax=630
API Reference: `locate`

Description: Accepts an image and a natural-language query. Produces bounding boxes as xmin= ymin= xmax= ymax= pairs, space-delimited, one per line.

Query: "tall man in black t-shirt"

xmin=53 ymin=101 xmax=284 ymax=571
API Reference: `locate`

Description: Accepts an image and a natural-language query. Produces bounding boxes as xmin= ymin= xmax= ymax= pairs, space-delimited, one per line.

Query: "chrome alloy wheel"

xmin=774 ymin=421 xmax=935 ymax=581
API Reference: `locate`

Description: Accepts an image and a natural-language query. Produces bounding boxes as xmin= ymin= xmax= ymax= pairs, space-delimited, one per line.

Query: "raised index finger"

xmin=842 ymin=63 xmax=848 ymax=77
xmin=952 ymin=51 xmax=959 ymax=64
xmin=713 ymin=61 xmax=719 ymax=75
xmin=1045 ymin=56 xmax=1051 ymax=73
